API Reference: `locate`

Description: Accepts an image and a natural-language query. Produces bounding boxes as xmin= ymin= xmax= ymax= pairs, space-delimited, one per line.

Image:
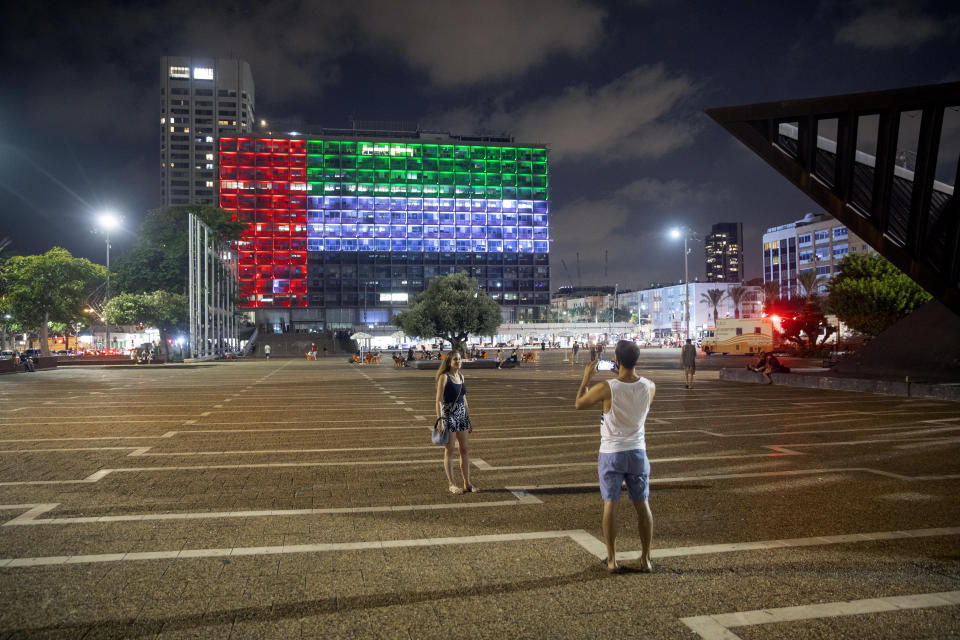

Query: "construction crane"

xmin=560 ymin=259 xmax=575 ymax=289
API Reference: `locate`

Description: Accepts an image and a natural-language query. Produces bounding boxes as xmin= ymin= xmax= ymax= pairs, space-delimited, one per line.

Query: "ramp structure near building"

xmin=706 ymin=82 xmax=959 ymax=315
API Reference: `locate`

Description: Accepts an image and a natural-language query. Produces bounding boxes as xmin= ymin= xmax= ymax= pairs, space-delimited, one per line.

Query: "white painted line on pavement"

xmin=507 ymin=466 xmax=960 ymax=492
xmin=681 ymin=590 xmax=960 ymax=640
xmin=471 ymin=450 xmax=801 ymax=471
xmin=0 ymin=447 xmax=143 ymax=454
xmin=3 ymin=491 xmax=543 ymax=526
xmin=2 ymin=525 xmax=957 ymax=569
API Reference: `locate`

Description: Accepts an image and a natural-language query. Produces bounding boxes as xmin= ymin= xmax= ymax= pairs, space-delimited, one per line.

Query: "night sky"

xmin=1 ymin=0 xmax=957 ymax=291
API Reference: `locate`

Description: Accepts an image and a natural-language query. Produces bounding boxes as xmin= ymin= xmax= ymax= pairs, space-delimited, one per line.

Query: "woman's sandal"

xmin=465 ymin=485 xmax=479 ymax=493
xmin=449 ymin=485 xmax=464 ymax=495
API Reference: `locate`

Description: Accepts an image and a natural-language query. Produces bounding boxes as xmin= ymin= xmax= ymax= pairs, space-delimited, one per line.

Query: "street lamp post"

xmin=670 ymin=226 xmax=693 ymax=341
xmin=97 ymin=213 xmax=119 ymax=352
xmin=2 ymin=314 xmax=10 ymax=352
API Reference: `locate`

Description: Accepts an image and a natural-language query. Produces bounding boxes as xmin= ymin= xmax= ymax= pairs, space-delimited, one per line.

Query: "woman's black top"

xmin=443 ymin=375 xmax=466 ymax=404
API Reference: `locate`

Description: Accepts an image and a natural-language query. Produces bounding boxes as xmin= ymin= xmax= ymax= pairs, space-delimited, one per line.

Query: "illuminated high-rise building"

xmin=160 ymin=56 xmax=255 ymax=206
xmin=705 ymin=222 xmax=744 ymax=283
xmin=218 ymin=129 xmax=551 ymax=330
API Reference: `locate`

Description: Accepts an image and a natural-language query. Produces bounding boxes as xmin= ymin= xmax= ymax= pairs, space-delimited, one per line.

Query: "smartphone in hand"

xmin=596 ymin=359 xmax=616 ymax=371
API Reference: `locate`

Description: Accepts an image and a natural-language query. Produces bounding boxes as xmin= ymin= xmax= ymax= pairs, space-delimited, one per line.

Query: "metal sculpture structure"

xmin=188 ymin=213 xmax=239 ymax=358
xmin=707 ymin=82 xmax=959 ymax=315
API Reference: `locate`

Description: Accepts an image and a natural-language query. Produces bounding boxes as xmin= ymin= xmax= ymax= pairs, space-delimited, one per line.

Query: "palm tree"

xmin=700 ymin=288 xmax=726 ymax=325
xmin=762 ymin=280 xmax=781 ymax=306
xmin=796 ymin=270 xmax=826 ymax=302
xmin=728 ymin=286 xmax=748 ymax=319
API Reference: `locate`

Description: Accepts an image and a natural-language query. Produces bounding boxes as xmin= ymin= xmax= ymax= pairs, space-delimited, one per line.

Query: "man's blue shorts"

xmin=598 ymin=449 xmax=650 ymax=502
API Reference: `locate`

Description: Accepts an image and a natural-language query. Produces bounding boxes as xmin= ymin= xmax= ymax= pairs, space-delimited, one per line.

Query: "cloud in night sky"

xmin=835 ymin=4 xmax=944 ymax=50
xmin=426 ymin=65 xmax=698 ymax=162
xmin=549 ymin=178 xmax=729 ymax=287
xmin=359 ymin=0 xmax=606 ymax=86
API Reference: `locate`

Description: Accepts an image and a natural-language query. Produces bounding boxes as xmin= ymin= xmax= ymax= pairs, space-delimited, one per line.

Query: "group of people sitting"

xmin=747 ymin=352 xmax=790 ymax=384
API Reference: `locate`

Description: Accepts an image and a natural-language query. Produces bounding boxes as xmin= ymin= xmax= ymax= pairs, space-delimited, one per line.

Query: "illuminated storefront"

xmin=219 ymin=134 xmax=550 ymax=327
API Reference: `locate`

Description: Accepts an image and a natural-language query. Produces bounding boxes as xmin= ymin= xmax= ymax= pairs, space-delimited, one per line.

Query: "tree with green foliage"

xmin=598 ymin=307 xmax=633 ymax=322
xmin=796 ymin=269 xmax=827 ymax=303
xmin=394 ymin=273 xmax=501 ymax=352
xmin=781 ymin=301 xmax=835 ymax=351
xmin=828 ymin=253 xmax=932 ymax=336
xmin=762 ymin=280 xmax=781 ymax=305
xmin=700 ymin=288 xmax=726 ymax=325
xmin=105 ymin=290 xmax=188 ymax=359
xmin=764 ymin=296 xmax=835 ymax=352
xmin=727 ymin=286 xmax=748 ymax=319
xmin=0 ymin=248 xmax=108 ymax=356
xmin=112 ymin=204 xmax=243 ymax=295
xmin=0 ymin=295 xmax=20 ymax=351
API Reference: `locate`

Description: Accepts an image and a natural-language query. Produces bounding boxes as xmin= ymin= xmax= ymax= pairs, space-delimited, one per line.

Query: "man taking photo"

xmin=575 ymin=340 xmax=655 ymax=573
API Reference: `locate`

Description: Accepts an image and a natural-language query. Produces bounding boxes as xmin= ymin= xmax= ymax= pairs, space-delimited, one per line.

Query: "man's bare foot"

xmin=637 ymin=556 xmax=653 ymax=573
xmin=465 ymin=484 xmax=479 ymax=493
xmin=448 ymin=485 xmax=464 ymax=495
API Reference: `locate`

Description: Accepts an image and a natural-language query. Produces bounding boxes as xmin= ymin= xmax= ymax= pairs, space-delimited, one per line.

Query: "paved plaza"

xmin=1 ymin=350 xmax=959 ymax=639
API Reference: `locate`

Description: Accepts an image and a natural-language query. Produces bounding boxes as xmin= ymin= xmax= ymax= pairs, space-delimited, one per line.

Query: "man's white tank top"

xmin=599 ymin=377 xmax=654 ymax=453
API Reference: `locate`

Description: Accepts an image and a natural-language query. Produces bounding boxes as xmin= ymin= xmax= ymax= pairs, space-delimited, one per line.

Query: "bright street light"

xmin=669 ymin=225 xmax=693 ymax=341
xmin=98 ymin=212 xmax=120 ymax=231
xmin=97 ymin=212 xmax=121 ymax=352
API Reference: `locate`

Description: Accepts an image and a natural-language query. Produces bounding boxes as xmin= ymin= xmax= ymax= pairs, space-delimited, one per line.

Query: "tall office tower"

xmin=219 ymin=129 xmax=551 ymax=330
xmin=160 ymin=56 xmax=255 ymax=206
xmin=705 ymin=222 xmax=744 ymax=282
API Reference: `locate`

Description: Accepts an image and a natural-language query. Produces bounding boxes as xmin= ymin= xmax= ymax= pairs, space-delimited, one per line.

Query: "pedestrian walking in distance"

xmin=435 ymin=351 xmax=477 ymax=494
xmin=264 ymin=344 xmax=271 ymax=359
xmin=681 ymin=338 xmax=697 ymax=389
xmin=575 ymin=339 xmax=655 ymax=573
xmin=572 ymin=342 xmax=580 ymax=364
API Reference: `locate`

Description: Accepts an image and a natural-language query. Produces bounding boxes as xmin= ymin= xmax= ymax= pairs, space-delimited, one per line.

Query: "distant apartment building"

xmin=554 ymin=282 xmax=761 ymax=337
xmin=704 ymin=222 xmax=744 ymax=283
xmin=621 ymin=282 xmax=761 ymax=338
xmin=763 ymin=212 xmax=875 ymax=297
xmin=550 ymin=285 xmax=617 ymax=320
xmin=160 ymin=56 xmax=256 ymax=206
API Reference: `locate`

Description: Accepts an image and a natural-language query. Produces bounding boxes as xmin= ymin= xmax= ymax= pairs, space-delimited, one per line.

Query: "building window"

xmin=833 ymin=226 xmax=848 ymax=239
xmin=169 ymin=66 xmax=189 ymax=78
xmin=814 ymin=229 xmax=830 ymax=243
xmin=193 ymin=67 xmax=214 ymax=80
xmin=798 ymin=233 xmax=812 ymax=245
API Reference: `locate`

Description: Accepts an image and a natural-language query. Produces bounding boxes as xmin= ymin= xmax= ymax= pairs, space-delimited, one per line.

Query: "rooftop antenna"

xmin=560 ymin=259 xmax=575 ymax=289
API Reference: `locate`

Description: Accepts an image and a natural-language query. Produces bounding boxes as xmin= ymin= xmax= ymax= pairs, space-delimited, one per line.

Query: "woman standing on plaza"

xmin=435 ymin=351 xmax=477 ymax=494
